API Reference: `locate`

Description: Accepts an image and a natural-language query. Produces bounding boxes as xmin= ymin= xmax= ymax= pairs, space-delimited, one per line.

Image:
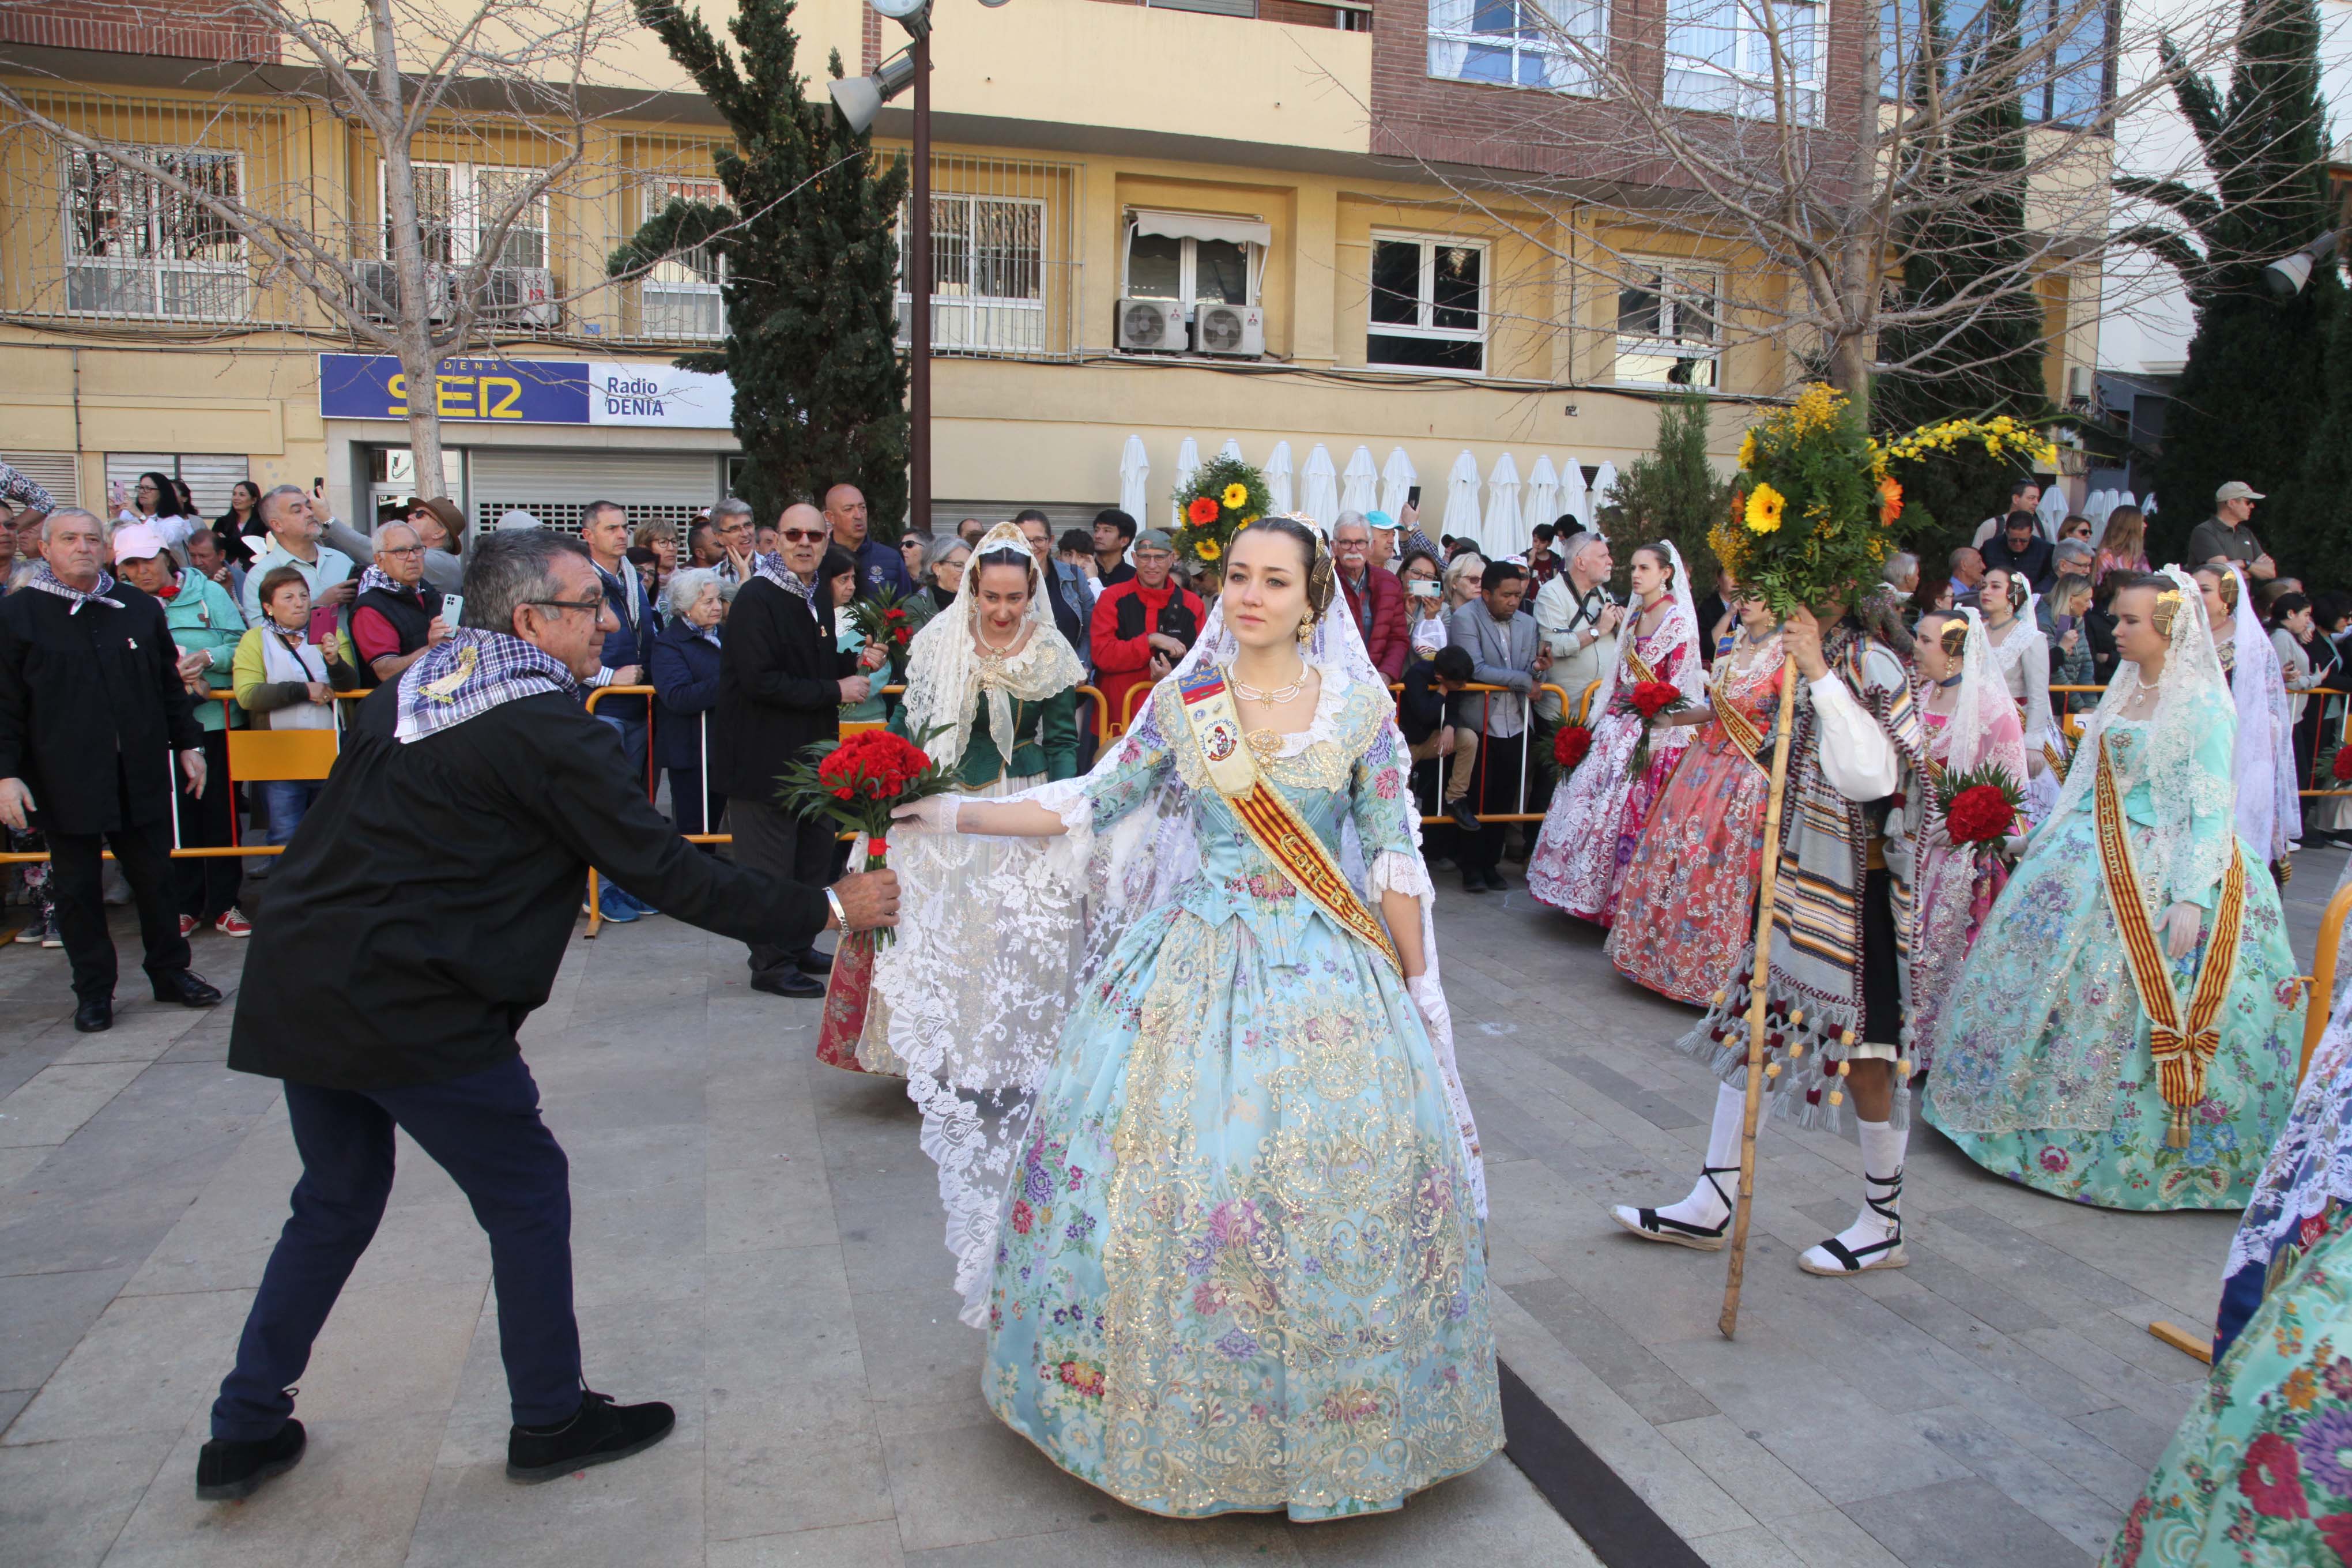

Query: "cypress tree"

xmin=1873 ymin=0 xmax=2052 ymax=548
xmin=1610 ymin=391 xmax=1732 ymax=584
xmin=611 ymin=0 xmax=910 ymax=530
xmin=2122 ymin=0 xmax=2335 ymax=563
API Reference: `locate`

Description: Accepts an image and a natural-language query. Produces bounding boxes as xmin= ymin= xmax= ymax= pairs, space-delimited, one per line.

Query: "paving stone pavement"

xmin=1 ymin=844 xmax=2344 ymax=1567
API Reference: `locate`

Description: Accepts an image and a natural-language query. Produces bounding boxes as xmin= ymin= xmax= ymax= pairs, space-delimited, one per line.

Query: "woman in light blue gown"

xmin=1925 ymin=569 xmax=2302 ymax=1211
xmin=880 ymin=517 xmax=1501 ymax=1520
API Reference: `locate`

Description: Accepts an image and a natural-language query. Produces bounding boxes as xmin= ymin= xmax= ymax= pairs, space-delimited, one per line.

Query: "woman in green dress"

xmin=2102 ymin=984 xmax=2352 ymax=1566
xmin=860 ymin=522 xmax=1083 ymax=1073
xmin=1925 ymin=569 xmax=2303 ymax=1211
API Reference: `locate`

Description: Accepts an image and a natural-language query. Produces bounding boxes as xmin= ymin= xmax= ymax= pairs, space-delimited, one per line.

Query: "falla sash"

xmin=1175 ymin=665 xmax=1402 ymax=973
xmin=2094 ymin=733 xmax=2247 ymax=1148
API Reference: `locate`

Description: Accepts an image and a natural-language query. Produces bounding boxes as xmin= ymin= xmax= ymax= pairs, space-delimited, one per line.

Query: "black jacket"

xmin=1397 ymin=662 xmax=1448 ymax=748
xmin=228 ymin=684 xmax=827 ymax=1090
xmin=353 ymin=582 xmax=444 ymax=689
xmin=713 ymin=575 xmax=858 ymax=802
xmin=1980 ymin=533 xmax=2055 ymax=593
xmin=0 ymin=579 xmax=202 ymax=834
xmin=594 ymin=562 xmax=656 ymax=723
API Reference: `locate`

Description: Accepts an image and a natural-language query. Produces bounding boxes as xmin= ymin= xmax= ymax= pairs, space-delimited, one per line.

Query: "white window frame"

xmin=638 ymin=174 xmax=728 ymax=341
xmin=382 ymin=159 xmax=549 ymax=270
xmin=1120 ymin=226 xmax=1263 ymax=314
xmin=1663 ymin=0 xmax=1825 ymax=123
xmin=897 ymin=191 xmax=1051 ymax=354
xmin=62 ymin=146 xmax=249 ymax=322
xmin=1614 ymin=259 xmax=1724 ymax=389
xmin=1425 ymin=0 xmax=1607 ymax=95
xmin=1365 ymin=231 xmax=1490 ymax=376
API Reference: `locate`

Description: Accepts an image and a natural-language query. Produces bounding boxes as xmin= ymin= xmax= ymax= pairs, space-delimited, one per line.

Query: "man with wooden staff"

xmin=1611 ymin=596 xmax=1928 ymax=1276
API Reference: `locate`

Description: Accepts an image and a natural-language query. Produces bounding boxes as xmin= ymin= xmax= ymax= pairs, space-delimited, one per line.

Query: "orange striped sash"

xmin=2094 ymin=734 xmax=2246 ymax=1148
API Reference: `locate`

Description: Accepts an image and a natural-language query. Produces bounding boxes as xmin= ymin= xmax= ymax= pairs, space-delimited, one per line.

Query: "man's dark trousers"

xmin=1458 ymin=731 xmax=1527 ymax=879
xmin=729 ymin=798 xmax=835 ymax=979
xmin=210 ymin=1055 xmax=581 ymax=1439
xmin=47 ymin=774 xmax=190 ymax=1004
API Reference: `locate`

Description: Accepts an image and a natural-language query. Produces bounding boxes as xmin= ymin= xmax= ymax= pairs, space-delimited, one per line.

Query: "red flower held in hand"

xmin=1186 ymin=496 xmax=1221 ymax=525
xmin=1944 ymin=782 xmax=2016 ymax=846
xmin=817 ymin=729 xmax=930 ymax=803
xmin=1554 ymin=725 xmax=1593 ymax=770
xmin=1628 ymin=680 xmax=1683 ymax=719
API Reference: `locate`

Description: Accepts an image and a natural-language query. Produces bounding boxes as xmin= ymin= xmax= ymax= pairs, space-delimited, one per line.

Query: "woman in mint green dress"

xmin=1926 ymin=570 xmax=2302 ymax=1211
xmin=880 ymin=518 xmax=1500 ymax=1520
xmin=2101 ymin=985 xmax=2352 ymax=1566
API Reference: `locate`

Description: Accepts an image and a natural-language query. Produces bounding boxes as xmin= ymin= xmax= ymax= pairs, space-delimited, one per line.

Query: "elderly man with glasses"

xmin=350 ymin=521 xmax=451 ymax=687
xmin=194 ymin=528 xmax=899 ymax=1504
xmin=715 ymin=503 xmax=887 ymax=997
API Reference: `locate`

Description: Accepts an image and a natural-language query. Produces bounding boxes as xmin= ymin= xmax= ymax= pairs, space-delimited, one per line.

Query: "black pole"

xmin=909 ymin=26 xmax=932 ymax=536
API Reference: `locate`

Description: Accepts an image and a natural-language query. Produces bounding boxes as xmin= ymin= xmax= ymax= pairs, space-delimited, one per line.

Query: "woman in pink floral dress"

xmin=1526 ymin=541 xmax=1702 ymax=925
xmin=1605 ymin=593 xmax=1783 ymax=1002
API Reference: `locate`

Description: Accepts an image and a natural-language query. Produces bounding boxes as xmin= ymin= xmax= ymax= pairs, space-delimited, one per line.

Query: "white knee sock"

xmin=1835 ymin=1117 xmax=1908 ymax=1249
xmin=1650 ymin=1084 xmax=1750 ymax=1229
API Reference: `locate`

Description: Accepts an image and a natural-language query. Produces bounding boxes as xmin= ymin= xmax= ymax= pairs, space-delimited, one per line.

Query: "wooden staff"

xmin=1719 ymin=669 xmax=1800 ymax=1340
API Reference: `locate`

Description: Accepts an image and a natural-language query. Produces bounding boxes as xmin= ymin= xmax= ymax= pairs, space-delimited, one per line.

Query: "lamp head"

xmin=827 ymin=47 xmax=919 ymax=134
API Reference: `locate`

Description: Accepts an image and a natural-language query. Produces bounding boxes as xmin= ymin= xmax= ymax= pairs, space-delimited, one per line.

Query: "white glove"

xmin=1405 ymin=970 xmax=1452 ymax=1042
xmin=890 ymin=795 xmax=964 ymax=836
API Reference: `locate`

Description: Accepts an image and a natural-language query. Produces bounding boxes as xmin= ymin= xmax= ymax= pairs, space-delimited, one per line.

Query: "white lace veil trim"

xmin=2041 ymin=564 xmax=2235 ymax=904
xmin=2220 ymin=563 xmax=2300 ymax=861
xmin=1941 ymin=606 xmax=2016 ymax=781
xmin=2227 ymin=977 xmax=2352 ymax=1281
xmin=880 ymin=521 xmax=1480 ymax=1327
xmin=1589 ymin=539 xmax=1702 ymax=725
xmin=1986 ymin=593 xmax=2063 ymax=758
xmin=896 ymin=521 xmax=1085 ymax=771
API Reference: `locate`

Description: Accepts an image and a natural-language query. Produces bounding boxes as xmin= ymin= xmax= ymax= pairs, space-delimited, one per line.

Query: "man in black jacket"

xmin=198 ymin=529 xmax=899 ymax=1503
xmin=715 ymin=502 xmax=884 ymax=997
xmin=0 ymin=508 xmax=219 ymax=1032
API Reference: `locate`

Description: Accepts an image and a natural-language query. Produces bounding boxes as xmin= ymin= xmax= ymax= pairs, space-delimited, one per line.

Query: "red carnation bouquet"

xmin=776 ymin=727 xmax=960 ymax=1072
xmin=1552 ymin=723 xmax=1593 ymax=777
xmin=1937 ymin=763 xmax=2025 ymax=849
xmin=2332 ymin=745 xmax=2352 ymax=785
xmin=845 ymin=585 xmax=927 ymax=687
xmin=1618 ymin=677 xmax=1690 ymax=779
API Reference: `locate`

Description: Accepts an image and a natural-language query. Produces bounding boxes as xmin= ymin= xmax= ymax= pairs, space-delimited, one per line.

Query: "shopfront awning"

xmin=1128 ymin=209 xmax=1272 ymax=248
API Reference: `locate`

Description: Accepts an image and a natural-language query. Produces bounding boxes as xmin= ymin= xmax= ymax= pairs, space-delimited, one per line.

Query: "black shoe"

xmin=1447 ymin=798 xmax=1483 ymax=834
xmin=196 ymin=1419 xmax=306 ymax=1501
xmin=1483 ymin=869 xmax=1509 ymax=892
xmin=749 ymin=969 xmax=824 ymax=999
xmin=73 ymin=997 xmax=112 ymax=1034
xmin=1463 ymin=870 xmax=1489 ymax=894
xmin=507 ymin=1391 xmax=674 ymax=1484
xmin=152 ymin=970 xmax=223 ymax=1008
xmin=795 ymin=948 xmax=835 ymax=976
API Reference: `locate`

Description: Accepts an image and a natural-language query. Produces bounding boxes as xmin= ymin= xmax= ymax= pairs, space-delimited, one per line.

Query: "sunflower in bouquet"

xmin=1174 ymin=455 xmax=1272 ymax=570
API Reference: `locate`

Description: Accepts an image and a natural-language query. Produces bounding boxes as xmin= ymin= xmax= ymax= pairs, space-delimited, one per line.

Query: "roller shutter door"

xmin=104 ymin=453 xmax=250 ymax=516
xmin=1 ymin=452 xmax=81 ymax=510
xmin=468 ymin=450 xmax=724 ymax=536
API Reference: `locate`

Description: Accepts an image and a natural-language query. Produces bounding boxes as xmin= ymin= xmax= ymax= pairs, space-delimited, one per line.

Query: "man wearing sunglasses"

xmin=715 ymin=502 xmax=887 ymax=996
xmin=201 ymin=528 xmax=900 ymax=1503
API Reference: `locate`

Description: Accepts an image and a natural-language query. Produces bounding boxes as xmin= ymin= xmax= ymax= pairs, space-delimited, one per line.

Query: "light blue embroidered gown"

xmin=981 ymin=679 xmax=1502 ymax=1520
xmin=1924 ymin=708 xmax=2304 ymax=1211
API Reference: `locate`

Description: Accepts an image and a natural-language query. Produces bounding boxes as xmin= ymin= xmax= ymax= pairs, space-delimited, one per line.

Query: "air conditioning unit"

xmin=2066 ymin=364 xmax=2094 ymax=410
xmin=476 ymin=266 xmax=559 ymax=327
xmin=1193 ymin=302 xmax=1264 ymax=357
xmin=350 ymin=261 xmax=451 ymax=322
xmin=1117 ymin=297 xmax=1186 ymax=353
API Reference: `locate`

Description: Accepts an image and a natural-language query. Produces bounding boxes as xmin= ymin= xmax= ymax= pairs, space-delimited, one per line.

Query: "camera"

xmin=1156 ymin=600 xmax=1198 ymax=650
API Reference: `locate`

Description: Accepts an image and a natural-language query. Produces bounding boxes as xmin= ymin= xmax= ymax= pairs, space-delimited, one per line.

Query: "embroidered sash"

xmin=2094 ymin=734 xmax=2246 ymax=1148
xmin=1175 ymin=665 xmax=1401 ymax=973
xmin=1713 ymin=666 xmax=1778 ymax=771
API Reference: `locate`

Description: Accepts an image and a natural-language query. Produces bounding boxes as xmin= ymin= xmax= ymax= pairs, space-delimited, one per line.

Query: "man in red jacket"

xmin=1090 ymin=529 xmax=1204 ymax=734
xmin=1335 ymin=512 xmax=1409 ymax=680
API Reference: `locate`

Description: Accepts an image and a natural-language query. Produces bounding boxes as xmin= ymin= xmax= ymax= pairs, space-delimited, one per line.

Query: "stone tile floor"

xmin=1 ymin=844 xmax=2344 ymax=1566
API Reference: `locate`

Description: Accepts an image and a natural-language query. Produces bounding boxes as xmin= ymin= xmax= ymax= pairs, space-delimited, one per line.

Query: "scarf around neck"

xmin=24 ymin=561 xmax=125 ymax=613
xmin=752 ymin=551 xmax=816 ymax=605
xmin=356 ymin=564 xmax=423 ymax=601
xmin=395 ymin=628 xmax=580 ymax=744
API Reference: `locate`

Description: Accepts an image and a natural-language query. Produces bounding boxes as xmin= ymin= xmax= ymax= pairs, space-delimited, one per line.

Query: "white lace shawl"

xmin=1587 ymin=539 xmax=1700 ymax=724
xmin=2041 ymin=565 xmax=2236 ymax=906
xmin=1985 ymin=608 xmax=2063 ymax=759
xmin=877 ymin=569 xmax=1479 ymax=1326
xmin=895 ymin=521 xmax=1084 ymax=771
xmin=1939 ymin=606 xmax=2022 ymax=787
xmin=2226 ymin=977 xmax=2352 ymax=1281
xmin=2220 ymin=563 xmax=2300 ymax=861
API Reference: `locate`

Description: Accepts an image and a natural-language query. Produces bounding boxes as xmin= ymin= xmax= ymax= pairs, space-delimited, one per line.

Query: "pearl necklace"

xmin=1231 ymin=664 xmax=1309 ymax=704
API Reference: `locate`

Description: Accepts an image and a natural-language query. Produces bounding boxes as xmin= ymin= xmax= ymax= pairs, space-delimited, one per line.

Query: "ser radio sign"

xmin=317 ymin=355 xmax=733 ymax=429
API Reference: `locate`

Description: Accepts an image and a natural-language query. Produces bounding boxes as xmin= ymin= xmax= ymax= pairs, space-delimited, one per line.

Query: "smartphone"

xmin=312 ymin=477 xmax=325 ymax=495
xmin=440 ymin=593 xmax=466 ymax=628
xmin=309 ymin=606 xmax=339 ymax=646
xmin=1408 ymin=579 xmax=1439 ymax=600
xmin=1406 ymin=485 xmax=1422 ymax=510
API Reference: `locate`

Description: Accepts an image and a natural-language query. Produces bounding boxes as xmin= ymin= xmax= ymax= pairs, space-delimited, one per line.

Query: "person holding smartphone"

xmin=233 ymin=568 xmax=357 ymax=847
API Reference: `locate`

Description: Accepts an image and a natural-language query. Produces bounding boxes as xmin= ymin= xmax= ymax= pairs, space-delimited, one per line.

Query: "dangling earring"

xmin=1296 ymin=611 xmax=1314 ymax=646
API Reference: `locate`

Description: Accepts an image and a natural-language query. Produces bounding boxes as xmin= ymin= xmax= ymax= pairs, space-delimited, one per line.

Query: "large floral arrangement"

xmin=1712 ymin=385 xmax=2061 ymax=615
xmin=1937 ymin=763 xmax=2025 ymax=849
xmin=1174 ymin=454 xmax=1271 ymax=569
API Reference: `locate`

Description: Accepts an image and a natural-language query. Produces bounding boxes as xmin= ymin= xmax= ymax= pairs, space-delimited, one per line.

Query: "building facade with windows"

xmin=0 ymin=0 xmax=2110 ymax=542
